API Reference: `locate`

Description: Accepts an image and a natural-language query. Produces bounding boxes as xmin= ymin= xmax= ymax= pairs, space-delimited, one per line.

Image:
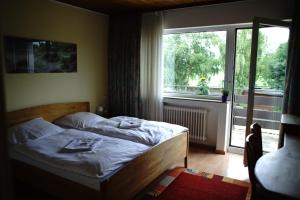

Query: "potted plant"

xmin=222 ymin=88 xmax=229 ymax=103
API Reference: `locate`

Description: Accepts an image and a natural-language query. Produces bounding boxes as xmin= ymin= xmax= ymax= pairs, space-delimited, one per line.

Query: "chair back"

xmin=246 ymin=123 xmax=263 ymax=198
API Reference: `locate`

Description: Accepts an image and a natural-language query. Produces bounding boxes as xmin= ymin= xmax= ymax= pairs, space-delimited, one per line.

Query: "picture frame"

xmin=4 ymin=36 xmax=77 ymax=73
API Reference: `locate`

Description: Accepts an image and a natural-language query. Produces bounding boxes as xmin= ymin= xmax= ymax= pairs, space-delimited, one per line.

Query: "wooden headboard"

xmin=6 ymin=102 xmax=90 ymax=127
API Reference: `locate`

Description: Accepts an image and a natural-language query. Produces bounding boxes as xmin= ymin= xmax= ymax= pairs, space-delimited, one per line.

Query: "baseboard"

xmin=189 ymin=143 xmax=226 ymax=155
xmin=215 ymin=149 xmax=226 ymax=155
xmin=189 ymin=142 xmax=216 ymax=150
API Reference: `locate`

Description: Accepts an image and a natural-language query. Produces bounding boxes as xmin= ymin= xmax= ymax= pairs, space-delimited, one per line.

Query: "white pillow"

xmin=8 ymin=118 xmax=64 ymax=144
xmin=54 ymin=112 xmax=106 ymax=129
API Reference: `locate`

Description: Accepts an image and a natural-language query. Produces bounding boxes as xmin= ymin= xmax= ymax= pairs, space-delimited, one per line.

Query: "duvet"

xmin=83 ymin=116 xmax=188 ymax=146
xmin=12 ymin=129 xmax=149 ymax=179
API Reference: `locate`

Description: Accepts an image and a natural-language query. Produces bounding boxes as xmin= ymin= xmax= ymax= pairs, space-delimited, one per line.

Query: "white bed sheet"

xmin=10 ymin=129 xmax=150 ymax=191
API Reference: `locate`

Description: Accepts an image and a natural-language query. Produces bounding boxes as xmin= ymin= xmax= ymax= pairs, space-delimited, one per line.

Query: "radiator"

xmin=163 ymin=104 xmax=208 ymax=143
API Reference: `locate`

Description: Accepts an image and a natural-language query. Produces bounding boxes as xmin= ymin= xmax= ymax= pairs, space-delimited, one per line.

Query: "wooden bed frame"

xmin=7 ymin=102 xmax=189 ymax=200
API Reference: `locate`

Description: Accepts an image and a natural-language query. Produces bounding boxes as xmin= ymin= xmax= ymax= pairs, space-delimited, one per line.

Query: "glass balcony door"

xmin=230 ymin=18 xmax=290 ymax=152
xmin=245 ymin=17 xmax=290 ymax=152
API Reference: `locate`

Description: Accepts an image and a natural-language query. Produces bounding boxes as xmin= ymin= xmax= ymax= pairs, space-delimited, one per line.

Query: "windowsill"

xmin=163 ymin=96 xmax=231 ymax=104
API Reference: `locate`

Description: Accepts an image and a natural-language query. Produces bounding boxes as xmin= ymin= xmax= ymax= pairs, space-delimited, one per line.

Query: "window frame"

xmin=162 ymin=23 xmax=252 ymax=101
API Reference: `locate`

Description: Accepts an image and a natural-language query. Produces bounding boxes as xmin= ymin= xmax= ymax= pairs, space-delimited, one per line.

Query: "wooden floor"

xmin=188 ymin=145 xmax=249 ymax=182
xmin=136 ymin=145 xmax=250 ymax=199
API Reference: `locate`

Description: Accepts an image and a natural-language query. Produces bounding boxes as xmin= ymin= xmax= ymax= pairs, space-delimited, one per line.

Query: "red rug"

xmin=147 ymin=168 xmax=250 ymax=200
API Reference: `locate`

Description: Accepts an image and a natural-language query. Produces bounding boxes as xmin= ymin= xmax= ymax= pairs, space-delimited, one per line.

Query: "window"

xmin=163 ymin=30 xmax=227 ymax=99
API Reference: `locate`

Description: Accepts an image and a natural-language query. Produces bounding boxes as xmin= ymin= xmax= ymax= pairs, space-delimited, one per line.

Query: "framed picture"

xmin=4 ymin=36 xmax=77 ymax=73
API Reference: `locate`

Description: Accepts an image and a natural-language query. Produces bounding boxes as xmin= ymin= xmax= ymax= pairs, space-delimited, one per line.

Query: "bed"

xmin=7 ymin=102 xmax=189 ymax=200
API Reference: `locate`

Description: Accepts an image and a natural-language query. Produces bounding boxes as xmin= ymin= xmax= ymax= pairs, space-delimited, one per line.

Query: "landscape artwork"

xmin=4 ymin=36 xmax=77 ymax=73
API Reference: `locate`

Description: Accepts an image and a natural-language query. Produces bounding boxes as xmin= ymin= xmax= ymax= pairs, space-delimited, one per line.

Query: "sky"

xmin=261 ymin=27 xmax=289 ymax=52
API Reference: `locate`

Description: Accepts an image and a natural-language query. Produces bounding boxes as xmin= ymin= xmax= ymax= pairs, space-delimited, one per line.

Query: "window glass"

xmin=231 ymin=27 xmax=289 ymax=152
xmin=163 ymin=31 xmax=226 ymax=98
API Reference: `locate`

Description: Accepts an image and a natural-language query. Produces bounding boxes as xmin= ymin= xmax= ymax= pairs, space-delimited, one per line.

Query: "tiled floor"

xmin=231 ymin=125 xmax=279 ymax=152
xmin=188 ymin=145 xmax=249 ymax=182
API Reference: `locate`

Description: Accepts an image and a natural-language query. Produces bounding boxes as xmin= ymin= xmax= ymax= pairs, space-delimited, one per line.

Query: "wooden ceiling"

xmin=55 ymin=0 xmax=243 ymax=14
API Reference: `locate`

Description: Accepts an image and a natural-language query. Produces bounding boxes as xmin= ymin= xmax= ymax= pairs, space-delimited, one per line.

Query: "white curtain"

xmin=140 ymin=11 xmax=164 ymax=121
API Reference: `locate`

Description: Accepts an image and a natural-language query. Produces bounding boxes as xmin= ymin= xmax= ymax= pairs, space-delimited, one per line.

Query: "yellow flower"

xmin=200 ymin=76 xmax=206 ymax=81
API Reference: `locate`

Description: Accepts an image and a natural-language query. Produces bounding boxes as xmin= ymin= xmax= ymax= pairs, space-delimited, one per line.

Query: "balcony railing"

xmin=233 ymin=94 xmax=283 ymax=130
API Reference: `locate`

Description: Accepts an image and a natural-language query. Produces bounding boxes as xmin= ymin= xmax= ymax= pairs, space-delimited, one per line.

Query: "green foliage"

xmin=234 ymin=29 xmax=288 ymax=93
xmin=234 ymin=29 xmax=270 ymax=93
xmin=234 ymin=29 xmax=252 ymax=93
xmin=164 ymin=28 xmax=288 ymax=95
xmin=265 ymin=43 xmax=288 ymax=90
xmin=164 ymin=32 xmax=225 ymax=92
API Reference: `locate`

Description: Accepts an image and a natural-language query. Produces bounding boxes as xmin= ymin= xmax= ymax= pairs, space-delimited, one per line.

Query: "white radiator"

xmin=163 ymin=105 xmax=208 ymax=143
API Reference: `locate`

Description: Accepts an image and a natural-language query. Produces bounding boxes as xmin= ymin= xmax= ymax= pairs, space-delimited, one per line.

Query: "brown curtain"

xmin=279 ymin=1 xmax=300 ymax=147
xmin=108 ymin=15 xmax=142 ymax=117
xmin=0 ymin=34 xmax=13 ymax=199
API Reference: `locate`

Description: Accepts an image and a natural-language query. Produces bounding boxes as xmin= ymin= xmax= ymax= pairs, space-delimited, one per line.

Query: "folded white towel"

xmin=60 ymin=138 xmax=102 ymax=153
xmin=119 ymin=119 xmax=143 ymax=129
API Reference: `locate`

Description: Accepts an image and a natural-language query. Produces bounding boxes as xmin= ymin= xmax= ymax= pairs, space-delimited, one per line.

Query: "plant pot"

xmin=222 ymin=95 xmax=228 ymax=103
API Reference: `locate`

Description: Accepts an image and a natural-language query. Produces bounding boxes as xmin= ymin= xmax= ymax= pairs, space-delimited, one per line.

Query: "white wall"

xmin=1 ymin=0 xmax=108 ymax=112
xmin=164 ymin=0 xmax=294 ymax=29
